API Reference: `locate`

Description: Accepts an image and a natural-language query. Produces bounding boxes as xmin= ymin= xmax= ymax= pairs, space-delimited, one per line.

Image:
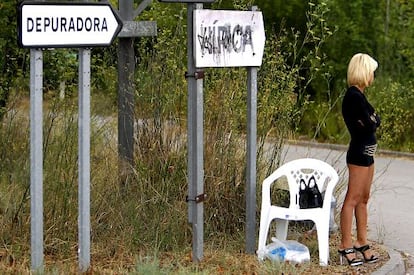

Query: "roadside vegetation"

xmin=1 ymin=0 xmax=413 ymax=273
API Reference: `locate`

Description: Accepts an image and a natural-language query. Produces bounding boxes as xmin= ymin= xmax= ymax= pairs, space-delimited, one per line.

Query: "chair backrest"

xmin=262 ymin=158 xmax=339 ymax=210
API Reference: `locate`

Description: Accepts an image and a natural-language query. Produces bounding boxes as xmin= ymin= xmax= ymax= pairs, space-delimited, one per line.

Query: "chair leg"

xmin=315 ymin=220 xmax=329 ymax=266
xmin=275 ymin=219 xmax=289 ymax=240
xmin=257 ymin=217 xmax=271 ymax=259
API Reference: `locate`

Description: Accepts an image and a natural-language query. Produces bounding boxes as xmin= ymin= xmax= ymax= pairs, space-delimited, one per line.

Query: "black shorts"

xmin=346 ymin=144 xmax=377 ymax=167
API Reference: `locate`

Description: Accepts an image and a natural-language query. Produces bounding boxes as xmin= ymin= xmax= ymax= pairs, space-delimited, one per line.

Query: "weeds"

xmin=0 ymin=1 xmax=344 ymax=273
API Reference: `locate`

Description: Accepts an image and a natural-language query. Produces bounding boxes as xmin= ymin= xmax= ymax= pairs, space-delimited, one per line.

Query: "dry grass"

xmin=0 ymin=95 xmax=391 ymax=274
xmin=0 ymin=230 xmax=389 ymax=274
xmin=0 ymin=97 xmax=390 ymax=274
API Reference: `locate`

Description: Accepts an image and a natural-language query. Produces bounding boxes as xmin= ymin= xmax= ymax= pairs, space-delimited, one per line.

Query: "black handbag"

xmin=299 ymin=176 xmax=323 ymax=209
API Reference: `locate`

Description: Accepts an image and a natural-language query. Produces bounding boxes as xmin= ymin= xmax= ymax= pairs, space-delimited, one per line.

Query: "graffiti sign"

xmin=194 ymin=9 xmax=265 ymax=68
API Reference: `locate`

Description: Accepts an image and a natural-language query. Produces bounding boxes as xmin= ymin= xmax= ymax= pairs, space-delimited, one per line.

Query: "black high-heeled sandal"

xmin=354 ymin=244 xmax=379 ymax=263
xmin=338 ymin=248 xmax=364 ymax=266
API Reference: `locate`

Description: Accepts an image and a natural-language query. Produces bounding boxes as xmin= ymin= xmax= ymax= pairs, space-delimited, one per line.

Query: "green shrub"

xmin=368 ymin=79 xmax=414 ymax=151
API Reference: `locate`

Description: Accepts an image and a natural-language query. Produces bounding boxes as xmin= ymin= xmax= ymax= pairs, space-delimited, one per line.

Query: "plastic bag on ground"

xmin=263 ymin=237 xmax=310 ymax=264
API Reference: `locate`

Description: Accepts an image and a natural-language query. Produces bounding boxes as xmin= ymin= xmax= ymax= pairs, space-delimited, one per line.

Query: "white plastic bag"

xmin=264 ymin=238 xmax=310 ymax=264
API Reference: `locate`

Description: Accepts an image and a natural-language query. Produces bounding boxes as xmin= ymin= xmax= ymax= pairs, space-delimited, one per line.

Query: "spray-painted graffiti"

xmin=194 ymin=10 xmax=265 ymax=68
xmin=197 ymin=24 xmax=254 ymax=56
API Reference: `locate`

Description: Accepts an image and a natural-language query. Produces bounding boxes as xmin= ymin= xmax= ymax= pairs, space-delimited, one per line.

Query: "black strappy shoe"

xmin=354 ymin=244 xmax=379 ymax=264
xmin=338 ymin=248 xmax=364 ymax=266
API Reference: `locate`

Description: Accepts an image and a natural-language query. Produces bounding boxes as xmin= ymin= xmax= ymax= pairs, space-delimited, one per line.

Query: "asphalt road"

xmin=280 ymin=142 xmax=414 ymax=257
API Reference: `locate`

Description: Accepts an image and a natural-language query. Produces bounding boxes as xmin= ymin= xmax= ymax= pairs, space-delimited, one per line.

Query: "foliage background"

xmin=1 ymin=0 xmax=414 ymax=272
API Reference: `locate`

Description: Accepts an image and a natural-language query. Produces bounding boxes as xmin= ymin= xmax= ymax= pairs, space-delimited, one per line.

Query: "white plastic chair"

xmin=257 ymin=158 xmax=339 ymax=266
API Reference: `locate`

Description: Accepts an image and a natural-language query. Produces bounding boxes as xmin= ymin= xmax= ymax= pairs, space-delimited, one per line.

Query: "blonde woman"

xmin=339 ymin=53 xmax=380 ymax=266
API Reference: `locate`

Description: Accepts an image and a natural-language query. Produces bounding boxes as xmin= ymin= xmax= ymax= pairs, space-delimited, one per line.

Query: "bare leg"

xmin=355 ymin=164 xmax=375 ymax=259
xmin=340 ymin=164 xmax=367 ymax=250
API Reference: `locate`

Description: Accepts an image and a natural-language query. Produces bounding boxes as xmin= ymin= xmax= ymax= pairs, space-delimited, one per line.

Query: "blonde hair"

xmin=347 ymin=53 xmax=378 ymax=88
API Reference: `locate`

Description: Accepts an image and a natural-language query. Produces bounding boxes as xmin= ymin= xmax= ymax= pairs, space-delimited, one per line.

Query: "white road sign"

xmin=194 ymin=10 xmax=266 ymax=68
xmin=18 ymin=2 xmax=122 ymax=48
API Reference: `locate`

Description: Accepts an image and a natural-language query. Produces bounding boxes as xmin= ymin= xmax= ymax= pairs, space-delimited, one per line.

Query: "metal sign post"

xmin=159 ymin=0 xmax=213 ymax=262
xmin=245 ymin=5 xmax=259 ymax=256
xmin=78 ymin=1 xmax=92 ymax=272
xmin=19 ymin=1 xmax=123 ymax=272
xmin=30 ymin=48 xmax=44 ymax=272
xmin=246 ymin=54 xmax=258 ymax=254
xmin=78 ymin=48 xmax=91 ymax=272
xmin=187 ymin=3 xmax=205 ymax=262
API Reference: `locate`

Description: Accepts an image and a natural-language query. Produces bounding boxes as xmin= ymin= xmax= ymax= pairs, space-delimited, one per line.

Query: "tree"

xmin=0 ymin=0 xmax=28 ymax=117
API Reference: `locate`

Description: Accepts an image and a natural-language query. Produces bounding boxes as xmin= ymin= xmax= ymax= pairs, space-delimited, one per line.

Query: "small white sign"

xmin=194 ymin=10 xmax=266 ymax=68
xmin=18 ymin=2 xmax=122 ymax=48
